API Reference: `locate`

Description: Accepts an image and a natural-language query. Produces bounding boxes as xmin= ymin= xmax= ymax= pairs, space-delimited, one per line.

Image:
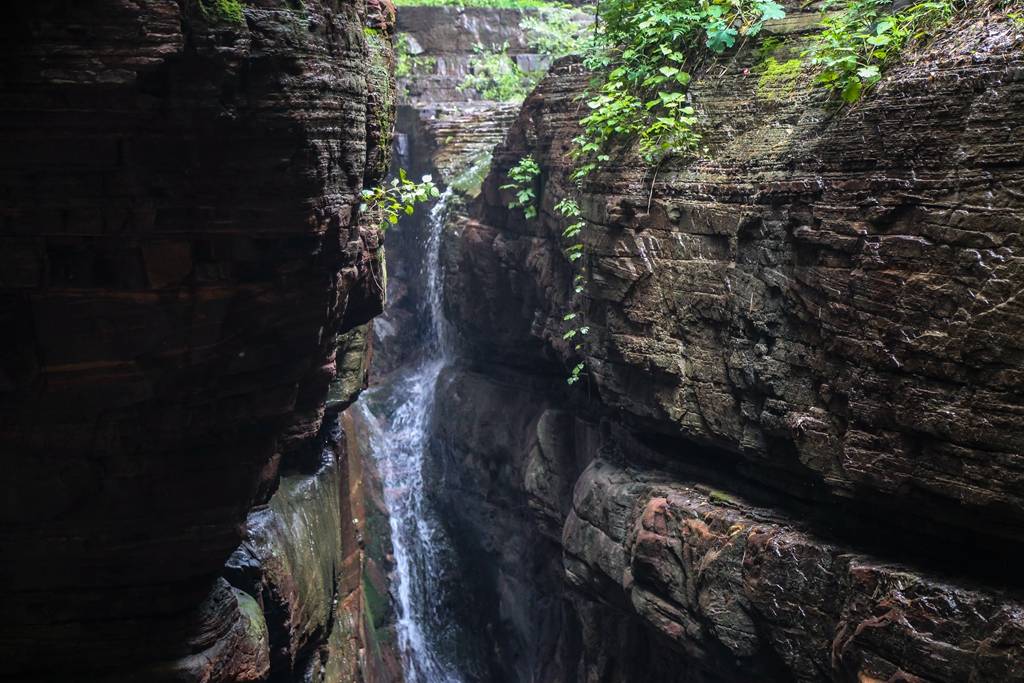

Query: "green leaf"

xmin=841 ymin=77 xmax=863 ymax=103
xmin=857 ymin=65 xmax=880 ymax=80
xmin=705 ymin=26 xmax=737 ymax=53
xmin=756 ymin=1 xmax=786 ymax=22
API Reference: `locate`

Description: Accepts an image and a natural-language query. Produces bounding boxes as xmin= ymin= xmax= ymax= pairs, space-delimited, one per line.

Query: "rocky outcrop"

xmin=224 ymin=406 xmax=400 ymax=683
xmin=397 ymin=7 xmax=550 ymax=105
xmin=564 ymin=456 xmax=1024 ymax=682
xmin=430 ymin=367 xmax=591 ymax=682
xmin=443 ymin=2 xmax=1024 ymax=681
xmin=373 ymin=5 xmax=544 ymax=377
xmin=374 ymin=7 xmax=579 ymax=679
xmin=0 ymin=1 xmax=398 ymax=680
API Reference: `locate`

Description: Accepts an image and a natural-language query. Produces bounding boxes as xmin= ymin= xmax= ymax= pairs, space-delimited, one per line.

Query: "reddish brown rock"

xmin=441 ymin=2 xmax=1024 ymax=680
xmin=0 ymin=0 xmax=395 ymax=679
xmin=564 ymin=458 xmax=1024 ymax=682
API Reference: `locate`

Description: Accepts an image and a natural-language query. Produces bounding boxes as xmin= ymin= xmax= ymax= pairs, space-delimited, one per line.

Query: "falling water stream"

xmin=356 ymin=191 xmax=465 ymax=683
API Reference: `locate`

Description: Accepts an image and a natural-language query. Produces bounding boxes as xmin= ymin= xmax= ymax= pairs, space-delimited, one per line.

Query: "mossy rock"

xmin=756 ymin=56 xmax=805 ymax=102
xmin=198 ymin=0 xmax=245 ymax=24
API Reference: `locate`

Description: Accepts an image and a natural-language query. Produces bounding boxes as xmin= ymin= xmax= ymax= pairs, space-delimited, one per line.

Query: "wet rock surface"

xmin=431 ymin=367 xmax=587 ymax=682
xmin=565 ymin=458 xmax=1024 ymax=682
xmin=442 ymin=3 xmax=1024 ymax=681
xmin=379 ymin=6 xmax=582 ymax=680
xmin=377 ymin=5 xmax=543 ymax=377
xmin=0 ymin=1 xmax=396 ymax=680
xmin=467 ymin=12 xmax=1024 ymax=545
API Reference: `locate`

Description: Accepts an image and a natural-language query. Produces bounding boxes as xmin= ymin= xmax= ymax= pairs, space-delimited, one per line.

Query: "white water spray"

xmin=357 ymin=190 xmax=463 ymax=683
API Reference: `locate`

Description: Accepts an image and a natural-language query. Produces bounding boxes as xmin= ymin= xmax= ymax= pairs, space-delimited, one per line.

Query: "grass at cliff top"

xmin=392 ymin=0 xmax=572 ymax=8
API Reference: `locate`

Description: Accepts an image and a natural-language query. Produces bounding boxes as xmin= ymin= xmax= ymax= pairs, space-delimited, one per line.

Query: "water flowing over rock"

xmin=365 ymin=4 xmax=588 ymax=678
xmin=357 ymin=192 xmax=474 ymax=683
xmin=4 ymin=0 xmax=1024 ymax=681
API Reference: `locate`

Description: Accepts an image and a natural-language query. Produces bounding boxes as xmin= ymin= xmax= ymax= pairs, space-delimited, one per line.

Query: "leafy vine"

xmin=500 ymin=155 xmax=542 ymax=218
xmin=559 ymin=0 xmax=787 ymax=384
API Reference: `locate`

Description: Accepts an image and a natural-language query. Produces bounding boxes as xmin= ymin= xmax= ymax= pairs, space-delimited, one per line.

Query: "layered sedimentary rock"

xmin=377 ymin=7 xmax=578 ymax=678
xmin=0 ymin=1 xmax=398 ymax=680
xmin=375 ymin=5 xmax=540 ymax=376
xmin=442 ymin=2 xmax=1024 ymax=680
xmin=431 ymin=367 xmax=591 ymax=681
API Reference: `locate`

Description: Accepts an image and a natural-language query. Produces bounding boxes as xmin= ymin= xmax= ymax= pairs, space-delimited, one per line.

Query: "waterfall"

xmin=424 ymin=189 xmax=453 ymax=355
xmin=357 ymin=190 xmax=464 ymax=683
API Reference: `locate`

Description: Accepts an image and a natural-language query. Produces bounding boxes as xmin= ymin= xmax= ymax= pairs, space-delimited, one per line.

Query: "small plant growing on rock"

xmin=556 ymin=0 xmax=786 ymax=385
xmin=395 ymin=34 xmax=438 ymax=79
xmin=360 ymin=169 xmax=440 ymax=232
xmin=521 ymin=6 xmax=589 ymax=59
xmin=1005 ymin=0 xmax=1024 ymax=28
xmin=501 ymin=155 xmax=541 ymax=219
xmin=804 ymin=0 xmax=961 ymax=103
xmin=571 ymin=0 xmax=785 ymax=174
xmin=459 ymin=43 xmax=543 ymax=102
xmin=554 ymin=198 xmax=590 ymax=384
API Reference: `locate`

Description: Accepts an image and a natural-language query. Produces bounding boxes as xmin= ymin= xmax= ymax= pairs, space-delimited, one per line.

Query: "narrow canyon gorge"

xmin=1 ymin=1 xmax=1023 ymax=683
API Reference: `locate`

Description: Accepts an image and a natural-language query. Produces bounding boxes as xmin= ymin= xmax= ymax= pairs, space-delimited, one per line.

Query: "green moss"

xmin=450 ymin=150 xmax=493 ymax=197
xmin=708 ymin=488 xmax=740 ymax=505
xmin=363 ymin=27 xmax=396 ymax=174
xmin=755 ymin=35 xmax=784 ymax=60
xmin=199 ymin=0 xmax=245 ymax=23
xmin=361 ymin=607 xmax=394 ymax=660
xmin=362 ymin=493 xmax=391 ymax=567
xmin=756 ymin=57 xmax=804 ymax=102
xmin=234 ymin=589 xmax=269 ymax=647
xmin=362 ymin=575 xmax=388 ymax=630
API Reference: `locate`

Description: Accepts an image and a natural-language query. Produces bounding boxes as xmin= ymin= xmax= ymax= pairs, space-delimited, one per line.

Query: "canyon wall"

xmin=376 ymin=5 xmax=540 ymax=376
xmin=0 ymin=1 xmax=399 ymax=680
xmin=440 ymin=2 xmax=1024 ymax=681
xmin=379 ymin=6 xmax=583 ymax=678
